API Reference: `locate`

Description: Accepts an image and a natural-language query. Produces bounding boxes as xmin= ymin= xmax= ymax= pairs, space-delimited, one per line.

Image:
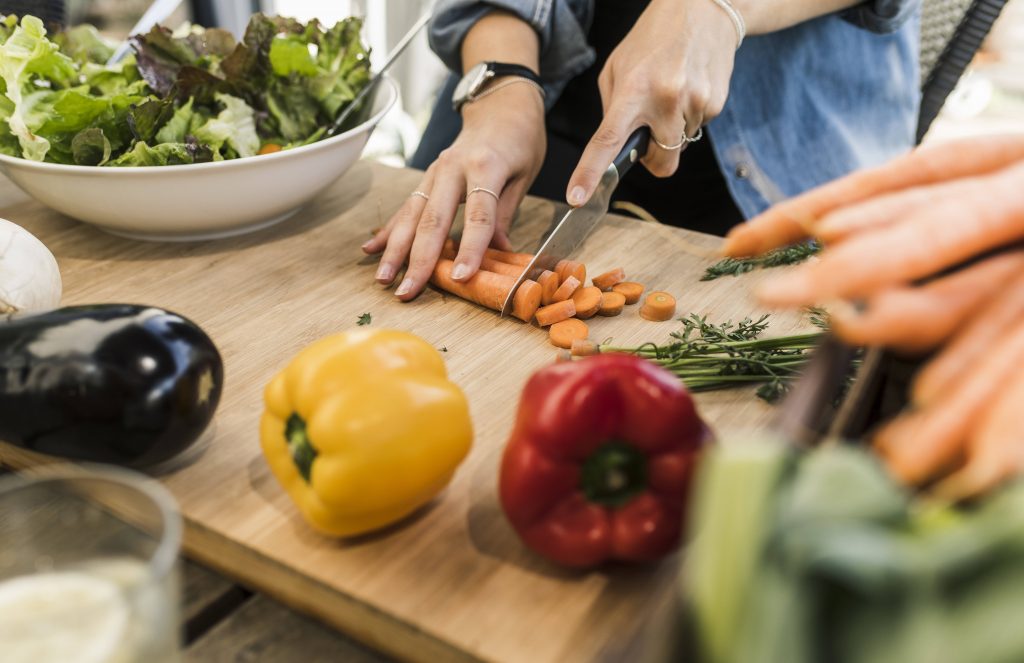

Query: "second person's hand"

xmin=363 ymin=84 xmax=547 ymax=301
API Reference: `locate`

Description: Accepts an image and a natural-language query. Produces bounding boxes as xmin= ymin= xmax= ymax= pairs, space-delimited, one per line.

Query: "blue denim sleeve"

xmin=842 ymin=0 xmax=921 ymax=33
xmin=427 ymin=0 xmax=596 ymax=109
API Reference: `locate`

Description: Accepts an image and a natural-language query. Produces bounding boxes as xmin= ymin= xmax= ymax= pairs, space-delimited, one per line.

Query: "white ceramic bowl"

xmin=0 ymin=78 xmax=397 ymax=242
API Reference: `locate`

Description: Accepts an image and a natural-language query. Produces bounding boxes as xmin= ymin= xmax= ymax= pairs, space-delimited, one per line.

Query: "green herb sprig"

xmin=357 ymin=313 xmax=372 ymax=326
xmin=701 ymin=241 xmax=821 ymax=281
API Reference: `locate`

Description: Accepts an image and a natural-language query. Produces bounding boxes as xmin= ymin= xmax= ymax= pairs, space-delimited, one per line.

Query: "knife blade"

xmin=106 ymin=0 xmax=185 ymax=66
xmin=500 ymin=127 xmax=651 ymax=317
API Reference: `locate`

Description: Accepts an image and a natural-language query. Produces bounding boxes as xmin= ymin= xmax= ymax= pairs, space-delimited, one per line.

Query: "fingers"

xmin=644 ymin=111 xmax=688 ymax=179
xmin=455 ymin=179 xmax=504 ymax=281
xmin=566 ymin=101 xmax=638 ymax=207
xmin=373 ymin=170 xmax=435 ymax=283
xmin=493 ymin=178 xmax=529 ymax=251
xmin=396 ymin=167 xmax=465 ymax=300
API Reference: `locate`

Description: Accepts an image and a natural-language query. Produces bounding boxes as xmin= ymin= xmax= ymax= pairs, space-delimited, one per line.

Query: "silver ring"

xmin=468 ymin=187 xmax=500 ymax=202
xmin=410 ymin=191 xmax=430 ymax=201
xmin=652 ymin=127 xmax=704 ymax=151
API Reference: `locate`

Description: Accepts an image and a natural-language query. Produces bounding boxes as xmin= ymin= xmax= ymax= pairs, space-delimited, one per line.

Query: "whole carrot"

xmin=723 ymin=134 xmax=1024 ymax=258
xmin=758 ymin=161 xmax=1024 ymax=307
xmin=431 ymin=260 xmax=541 ymax=322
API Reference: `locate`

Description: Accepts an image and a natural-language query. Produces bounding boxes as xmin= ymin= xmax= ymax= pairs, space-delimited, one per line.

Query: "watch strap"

xmin=484 ymin=62 xmax=542 ymax=86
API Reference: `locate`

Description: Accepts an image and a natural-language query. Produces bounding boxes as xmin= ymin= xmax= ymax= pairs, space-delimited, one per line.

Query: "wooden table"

xmin=0 ymin=162 xmax=808 ymax=662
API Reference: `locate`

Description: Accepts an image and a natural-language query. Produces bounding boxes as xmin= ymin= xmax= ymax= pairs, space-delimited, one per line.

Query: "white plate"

xmin=0 ymin=78 xmax=397 ymax=242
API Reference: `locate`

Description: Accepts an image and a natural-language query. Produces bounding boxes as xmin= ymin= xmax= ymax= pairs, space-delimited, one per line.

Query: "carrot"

xmin=538 ymin=270 xmax=560 ymax=305
xmin=556 ymin=260 xmax=587 ymax=285
xmin=549 ymin=319 xmax=589 ymax=349
xmin=555 ymin=349 xmax=573 ymax=363
xmin=592 ymin=268 xmax=626 ymax=291
xmin=571 ymin=338 xmax=600 ymax=357
xmin=259 ymin=143 xmax=283 ymax=155
xmin=640 ymin=291 xmax=677 ymax=321
xmin=933 ymin=364 xmax=1024 ymax=499
xmin=829 ymin=251 xmax=1024 ymax=354
xmin=431 ymin=259 xmax=541 ymax=322
xmin=873 ymin=321 xmax=1024 ymax=487
xmin=536 ymin=300 xmax=577 ymax=327
xmin=598 ymin=291 xmax=626 ymax=317
xmin=480 ymin=256 xmax=526 ymax=278
xmin=571 ymin=286 xmax=603 ymax=319
xmin=444 ymin=238 xmax=535 ymax=267
xmin=913 ymin=271 xmax=1024 ymax=407
xmin=552 ymin=276 xmax=581 ymax=302
xmin=722 ymin=133 xmax=1024 ymax=258
xmin=612 ymin=281 xmax=645 ymax=304
xmin=757 ymin=161 xmax=1024 ymax=307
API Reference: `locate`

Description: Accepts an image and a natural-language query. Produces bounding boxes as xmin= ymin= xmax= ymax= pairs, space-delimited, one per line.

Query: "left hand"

xmin=565 ymin=0 xmax=739 ymax=207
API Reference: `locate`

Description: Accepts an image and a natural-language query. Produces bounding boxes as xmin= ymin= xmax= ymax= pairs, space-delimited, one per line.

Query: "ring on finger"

xmin=685 ymin=127 xmax=703 ymax=144
xmin=652 ymin=126 xmax=704 ymax=151
xmin=468 ymin=186 xmax=500 ymax=202
xmin=410 ymin=190 xmax=430 ymax=201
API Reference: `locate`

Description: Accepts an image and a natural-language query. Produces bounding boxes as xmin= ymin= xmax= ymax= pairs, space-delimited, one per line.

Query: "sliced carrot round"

xmin=538 ymin=270 xmax=560 ymax=305
xmin=549 ymin=319 xmax=589 ymax=349
xmin=536 ymin=299 xmax=577 ymax=326
xmin=552 ymin=275 xmax=581 ymax=302
xmin=592 ymin=267 xmax=626 ymax=291
xmin=511 ymin=279 xmax=543 ymax=323
xmin=612 ymin=281 xmax=645 ymax=304
xmin=556 ymin=260 xmax=587 ymax=285
xmin=640 ymin=291 xmax=677 ymax=322
xmin=598 ymin=291 xmax=626 ymax=317
xmin=259 ymin=143 xmax=283 ymax=155
xmin=571 ymin=286 xmax=603 ymax=319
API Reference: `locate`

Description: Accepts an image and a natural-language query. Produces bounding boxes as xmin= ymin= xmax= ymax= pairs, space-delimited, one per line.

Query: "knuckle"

xmin=687 ymin=85 xmax=712 ymax=111
xmin=464 ymin=206 xmax=494 ymax=228
xmin=417 ymin=208 xmax=445 ymax=232
xmin=652 ymin=80 xmax=683 ymax=111
xmin=466 ymin=150 xmax=497 ymax=173
xmin=591 ymin=125 xmax=622 ymax=149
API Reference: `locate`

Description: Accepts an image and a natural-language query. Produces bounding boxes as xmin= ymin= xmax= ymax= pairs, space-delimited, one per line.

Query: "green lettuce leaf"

xmin=192 ymin=93 xmax=258 ymax=159
xmin=155 ymin=96 xmax=195 ymax=144
xmin=108 ymin=141 xmax=194 ymax=167
xmin=55 ymin=24 xmax=114 ymax=64
xmin=269 ymin=35 xmax=318 ymax=76
xmin=71 ymin=127 xmax=111 ymax=165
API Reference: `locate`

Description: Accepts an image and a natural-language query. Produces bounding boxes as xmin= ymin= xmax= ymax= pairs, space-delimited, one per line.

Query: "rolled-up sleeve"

xmin=842 ymin=0 xmax=921 ymax=34
xmin=428 ymin=0 xmax=596 ymax=109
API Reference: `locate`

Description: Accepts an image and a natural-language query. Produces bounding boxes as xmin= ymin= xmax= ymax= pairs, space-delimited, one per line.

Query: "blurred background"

xmin=54 ymin=0 xmax=1024 ymax=160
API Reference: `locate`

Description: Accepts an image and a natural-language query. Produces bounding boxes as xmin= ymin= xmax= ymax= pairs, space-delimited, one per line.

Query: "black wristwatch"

xmin=452 ymin=61 xmax=543 ymax=112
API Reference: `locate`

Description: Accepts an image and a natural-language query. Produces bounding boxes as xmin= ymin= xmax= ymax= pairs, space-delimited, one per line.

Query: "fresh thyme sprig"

xmin=701 ymin=241 xmax=821 ymax=281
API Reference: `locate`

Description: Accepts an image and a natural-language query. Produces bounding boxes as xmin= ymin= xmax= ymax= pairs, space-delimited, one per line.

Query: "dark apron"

xmin=411 ymin=1 xmax=745 ymax=235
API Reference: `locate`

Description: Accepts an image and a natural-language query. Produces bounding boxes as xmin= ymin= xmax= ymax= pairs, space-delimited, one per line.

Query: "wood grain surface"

xmin=0 ymin=163 xmax=809 ymax=663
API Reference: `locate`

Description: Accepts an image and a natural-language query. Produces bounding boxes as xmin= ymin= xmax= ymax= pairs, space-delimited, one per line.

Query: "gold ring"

xmin=652 ymin=127 xmax=704 ymax=151
xmin=468 ymin=187 xmax=500 ymax=202
xmin=410 ymin=191 xmax=430 ymax=201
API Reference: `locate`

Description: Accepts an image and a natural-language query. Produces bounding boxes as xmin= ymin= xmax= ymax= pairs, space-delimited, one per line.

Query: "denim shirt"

xmin=428 ymin=0 xmax=921 ymax=218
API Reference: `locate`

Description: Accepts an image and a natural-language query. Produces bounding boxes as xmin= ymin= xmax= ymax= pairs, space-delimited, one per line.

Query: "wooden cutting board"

xmin=0 ymin=162 xmax=811 ymax=663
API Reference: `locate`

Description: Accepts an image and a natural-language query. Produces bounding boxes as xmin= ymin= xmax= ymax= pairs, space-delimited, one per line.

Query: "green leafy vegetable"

xmin=701 ymin=241 xmax=821 ymax=281
xmin=0 ymin=13 xmax=371 ymax=167
xmin=357 ymin=312 xmax=371 ymax=326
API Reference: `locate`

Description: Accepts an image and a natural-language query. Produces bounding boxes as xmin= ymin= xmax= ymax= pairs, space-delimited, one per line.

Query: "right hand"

xmin=364 ymin=83 xmax=547 ymax=301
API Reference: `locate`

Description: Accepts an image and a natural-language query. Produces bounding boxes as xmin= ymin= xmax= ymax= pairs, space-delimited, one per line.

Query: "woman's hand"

xmin=363 ymin=87 xmax=546 ymax=300
xmin=565 ymin=0 xmax=738 ymax=207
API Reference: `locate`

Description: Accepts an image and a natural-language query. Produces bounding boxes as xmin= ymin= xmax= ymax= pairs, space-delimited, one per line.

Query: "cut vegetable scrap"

xmin=430 ymin=259 xmax=541 ymax=322
xmin=571 ymin=286 xmax=602 ymax=319
xmin=538 ymin=270 xmax=560 ymax=305
xmin=552 ymin=276 xmax=581 ymax=302
xmin=556 ymin=260 xmax=586 ymax=285
xmin=592 ymin=268 xmax=626 ymax=291
xmin=612 ymin=281 xmax=645 ymax=304
xmin=536 ymin=300 xmax=576 ymax=327
xmin=598 ymin=291 xmax=626 ymax=317
xmin=640 ymin=291 xmax=677 ymax=321
xmin=549 ymin=318 xmax=589 ymax=349
xmin=570 ymin=338 xmax=600 ymax=357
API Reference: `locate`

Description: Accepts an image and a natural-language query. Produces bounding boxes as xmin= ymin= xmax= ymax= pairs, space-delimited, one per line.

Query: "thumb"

xmin=566 ymin=105 xmax=636 ymax=207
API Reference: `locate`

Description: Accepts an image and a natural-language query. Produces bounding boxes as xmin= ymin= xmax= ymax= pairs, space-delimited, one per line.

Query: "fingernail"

xmin=376 ymin=264 xmax=394 ymax=282
xmin=395 ymin=278 xmax=413 ymax=297
xmin=361 ymin=240 xmax=373 ymax=252
xmin=452 ymin=263 xmax=469 ymax=281
xmin=568 ymin=186 xmax=586 ymax=207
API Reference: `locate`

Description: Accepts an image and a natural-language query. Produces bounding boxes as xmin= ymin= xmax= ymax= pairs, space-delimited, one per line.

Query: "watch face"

xmin=453 ymin=62 xmax=489 ymax=107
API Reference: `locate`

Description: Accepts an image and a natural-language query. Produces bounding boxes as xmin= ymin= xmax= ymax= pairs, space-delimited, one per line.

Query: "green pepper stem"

xmin=285 ymin=414 xmax=317 ymax=482
xmin=580 ymin=441 xmax=647 ymax=508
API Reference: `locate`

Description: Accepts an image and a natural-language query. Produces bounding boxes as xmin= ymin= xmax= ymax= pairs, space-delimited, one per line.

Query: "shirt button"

xmin=735 ymin=163 xmax=750 ymax=179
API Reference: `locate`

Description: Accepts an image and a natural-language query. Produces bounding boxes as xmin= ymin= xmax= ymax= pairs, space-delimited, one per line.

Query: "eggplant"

xmin=0 ymin=304 xmax=223 ymax=467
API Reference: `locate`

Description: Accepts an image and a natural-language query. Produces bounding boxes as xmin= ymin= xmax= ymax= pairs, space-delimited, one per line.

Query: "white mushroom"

xmin=0 ymin=218 xmax=61 ymax=314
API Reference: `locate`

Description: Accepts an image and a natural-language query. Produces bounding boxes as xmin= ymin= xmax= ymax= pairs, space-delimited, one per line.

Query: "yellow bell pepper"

xmin=260 ymin=329 xmax=473 ymax=537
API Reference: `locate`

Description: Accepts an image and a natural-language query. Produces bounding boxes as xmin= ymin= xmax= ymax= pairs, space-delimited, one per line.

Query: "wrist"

xmin=461 ymin=82 xmax=545 ymax=126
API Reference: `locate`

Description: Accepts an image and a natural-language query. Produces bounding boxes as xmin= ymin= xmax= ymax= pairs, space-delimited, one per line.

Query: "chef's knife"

xmin=106 ymin=0 xmax=184 ymax=66
xmin=500 ymin=127 xmax=651 ymax=317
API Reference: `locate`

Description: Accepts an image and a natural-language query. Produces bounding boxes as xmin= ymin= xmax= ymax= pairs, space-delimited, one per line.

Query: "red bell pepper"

xmin=500 ymin=354 xmax=710 ymax=568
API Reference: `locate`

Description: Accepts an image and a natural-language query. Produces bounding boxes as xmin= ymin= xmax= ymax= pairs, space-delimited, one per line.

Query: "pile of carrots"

xmin=722 ymin=133 xmax=1024 ymax=500
xmin=430 ymin=239 xmax=678 ymax=349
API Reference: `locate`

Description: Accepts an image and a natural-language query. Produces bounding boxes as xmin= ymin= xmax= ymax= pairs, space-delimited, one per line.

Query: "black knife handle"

xmin=612 ymin=127 xmax=651 ymax=178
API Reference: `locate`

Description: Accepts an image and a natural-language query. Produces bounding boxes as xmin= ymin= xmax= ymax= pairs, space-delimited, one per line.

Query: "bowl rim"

xmin=0 ymin=76 xmax=398 ymax=176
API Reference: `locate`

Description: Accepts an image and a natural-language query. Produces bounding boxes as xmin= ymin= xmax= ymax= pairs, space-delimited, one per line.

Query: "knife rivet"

xmin=630 ymin=149 xmax=638 ymax=163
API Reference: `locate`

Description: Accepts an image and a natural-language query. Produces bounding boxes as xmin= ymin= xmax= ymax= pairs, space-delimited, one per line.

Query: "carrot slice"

xmin=612 ymin=281 xmax=645 ymax=304
xmin=598 ymin=291 xmax=626 ymax=317
xmin=536 ymin=300 xmax=577 ymax=326
xmin=571 ymin=338 xmax=600 ymax=357
xmin=445 ymin=238 xmax=534 ymax=266
xmin=556 ymin=260 xmax=587 ymax=285
xmin=592 ymin=268 xmax=626 ymax=291
xmin=259 ymin=143 xmax=283 ymax=155
xmin=549 ymin=319 xmax=589 ymax=349
xmin=538 ymin=270 xmax=560 ymax=305
xmin=431 ymin=259 xmax=540 ymax=322
xmin=552 ymin=276 xmax=581 ymax=302
xmin=640 ymin=291 xmax=677 ymax=321
xmin=571 ymin=286 xmax=603 ymax=320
